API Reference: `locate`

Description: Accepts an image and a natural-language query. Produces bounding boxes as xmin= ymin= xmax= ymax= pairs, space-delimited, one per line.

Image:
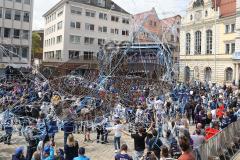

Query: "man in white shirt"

xmin=106 ymin=120 xmax=123 ymax=152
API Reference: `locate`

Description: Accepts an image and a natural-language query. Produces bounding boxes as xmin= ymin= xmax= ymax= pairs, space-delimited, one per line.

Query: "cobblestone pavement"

xmin=1 ymin=126 xmax=240 ymax=160
xmin=0 ymin=131 xmax=135 ymax=160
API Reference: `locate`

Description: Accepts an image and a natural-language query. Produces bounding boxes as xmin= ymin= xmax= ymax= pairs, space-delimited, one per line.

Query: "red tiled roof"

xmin=212 ymin=0 xmax=236 ymax=18
xmin=159 ymin=15 xmax=181 ymax=27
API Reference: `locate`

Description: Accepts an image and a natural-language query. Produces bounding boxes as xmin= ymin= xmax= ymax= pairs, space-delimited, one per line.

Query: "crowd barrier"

xmin=199 ymin=119 xmax=240 ymax=160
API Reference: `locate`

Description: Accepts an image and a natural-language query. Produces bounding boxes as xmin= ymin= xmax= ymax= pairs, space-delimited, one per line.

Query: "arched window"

xmin=184 ymin=66 xmax=191 ymax=82
xmin=204 ymin=67 xmax=212 ymax=82
xmin=206 ymin=30 xmax=213 ymax=54
xmin=195 ymin=31 xmax=201 ymax=54
xmin=225 ymin=67 xmax=233 ymax=82
xmin=186 ymin=33 xmax=191 ymax=55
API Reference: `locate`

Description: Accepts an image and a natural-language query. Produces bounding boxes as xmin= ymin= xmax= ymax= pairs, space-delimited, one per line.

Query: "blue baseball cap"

xmin=44 ymin=146 xmax=50 ymax=154
xmin=15 ymin=146 xmax=24 ymax=155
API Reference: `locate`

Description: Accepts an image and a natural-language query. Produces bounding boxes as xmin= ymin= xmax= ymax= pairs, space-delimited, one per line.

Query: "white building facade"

xmin=180 ymin=0 xmax=236 ymax=84
xmin=43 ymin=0 xmax=132 ymax=71
xmin=0 ymin=0 xmax=33 ymax=70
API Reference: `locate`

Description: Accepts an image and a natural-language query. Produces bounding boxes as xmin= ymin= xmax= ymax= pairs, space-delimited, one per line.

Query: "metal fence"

xmin=199 ymin=119 xmax=240 ymax=160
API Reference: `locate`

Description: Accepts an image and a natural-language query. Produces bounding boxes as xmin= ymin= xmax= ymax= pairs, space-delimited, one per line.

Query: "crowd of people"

xmin=1 ymin=71 xmax=240 ymax=160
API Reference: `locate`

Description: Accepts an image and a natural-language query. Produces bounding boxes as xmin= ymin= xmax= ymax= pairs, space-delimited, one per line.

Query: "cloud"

xmin=33 ymin=0 xmax=60 ymax=30
xmin=33 ymin=0 xmax=190 ymax=30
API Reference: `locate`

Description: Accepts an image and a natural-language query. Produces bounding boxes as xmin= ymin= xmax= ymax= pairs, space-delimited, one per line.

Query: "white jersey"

xmin=135 ymin=109 xmax=144 ymax=123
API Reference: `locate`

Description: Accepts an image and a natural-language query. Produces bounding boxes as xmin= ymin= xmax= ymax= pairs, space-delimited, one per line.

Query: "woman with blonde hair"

xmin=64 ymin=134 xmax=79 ymax=160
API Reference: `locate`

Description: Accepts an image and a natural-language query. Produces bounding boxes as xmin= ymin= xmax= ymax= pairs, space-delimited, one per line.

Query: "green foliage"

xmin=32 ymin=32 xmax=41 ymax=59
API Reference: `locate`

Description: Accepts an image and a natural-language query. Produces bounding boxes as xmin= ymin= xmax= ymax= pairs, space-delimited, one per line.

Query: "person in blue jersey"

xmin=115 ymin=144 xmax=133 ymax=160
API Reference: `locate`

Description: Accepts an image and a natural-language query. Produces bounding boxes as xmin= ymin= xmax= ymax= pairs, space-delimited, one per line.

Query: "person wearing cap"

xmin=42 ymin=145 xmax=54 ymax=160
xmin=12 ymin=146 xmax=25 ymax=160
xmin=73 ymin=147 xmax=90 ymax=160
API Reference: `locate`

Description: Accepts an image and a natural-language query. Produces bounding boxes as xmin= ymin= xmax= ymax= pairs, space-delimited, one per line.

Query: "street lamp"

xmin=214 ymin=0 xmax=217 ymax=84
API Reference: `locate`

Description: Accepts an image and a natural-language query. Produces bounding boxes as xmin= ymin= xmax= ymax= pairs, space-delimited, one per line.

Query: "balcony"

xmin=232 ymin=52 xmax=240 ymax=60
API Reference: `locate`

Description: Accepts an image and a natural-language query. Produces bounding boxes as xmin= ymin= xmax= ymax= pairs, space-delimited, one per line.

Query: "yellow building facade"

xmin=180 ymin=0 xmax=236 ymax=84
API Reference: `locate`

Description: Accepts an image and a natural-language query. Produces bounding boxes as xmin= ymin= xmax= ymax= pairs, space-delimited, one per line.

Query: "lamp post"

xmin=214 ymin=0 xmax=217 ymax=84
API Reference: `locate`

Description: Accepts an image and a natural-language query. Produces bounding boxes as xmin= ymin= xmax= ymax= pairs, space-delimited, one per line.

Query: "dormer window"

xmin=97 ymin=0 xmax=106 ymax=7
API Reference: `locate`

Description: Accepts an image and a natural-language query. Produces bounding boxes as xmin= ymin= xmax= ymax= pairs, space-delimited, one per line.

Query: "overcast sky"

xmin=33 ymin=0 xmax=190 ymax=30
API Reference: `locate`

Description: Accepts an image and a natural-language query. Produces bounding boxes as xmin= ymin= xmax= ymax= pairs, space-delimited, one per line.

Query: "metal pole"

xmin=214 ymin=0 xmax=217 ymax=83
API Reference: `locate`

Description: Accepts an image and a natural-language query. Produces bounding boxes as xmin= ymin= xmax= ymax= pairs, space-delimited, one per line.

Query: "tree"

xmin=32 ymin=32 xmax=41 ymax=60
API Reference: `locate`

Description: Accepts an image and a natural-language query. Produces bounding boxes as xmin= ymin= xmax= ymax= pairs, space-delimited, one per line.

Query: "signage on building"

xmin=233 ymin=52 xmax=240 ymax=60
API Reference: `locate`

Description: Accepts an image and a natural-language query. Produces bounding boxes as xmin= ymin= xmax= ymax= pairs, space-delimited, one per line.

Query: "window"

xmin=111 ymin=16 xmax=119 ymax=22
xmin=206 ymin=30 xmax=212 ymax=54
xmin=190 ymin=15 xmax=193 ymax=20
xmin=85 ymin=23 xmax=94 ymax=31
xmin=71 ymin=6 xmax=82 ymax=15
xmin=122 ymin=18 xmax=129 ymax=24
xmin=0 ymin=28 xmax=1 ymax=37
xmin=70 ymin=22 xmax=75 ymax=28
xmin=225 ymin=67 xmax=233 ymax=82
xmin=84 ymin=37 xmax=94 ymax=44
xmin=97 ymin=0 xmax=106 ymax=7
xmin=205 ymin=10 xmax=208 ymax=17
xmin=122 ymin=30 xmax=129 ymax=36
xmin=204 ymin=67 xmax=212 ymax=82
xmin=14 ymin=10 xmax=21 ymax=21
xmin=84 ymin=52 xmax=93 ymax=60
xmin=111 ymin=28 xmax=119 ymax=34
xmin=22 ymin=30 xmax=29 ymax=39
xmin=149 ymin=20 xmax=152 ymax=25
xmin=231 ymin=24 xmax=235 ymax=33
xmin=23 ymin=12 xmax=30 ymax=22
xmin=171 ymin=35 xmax=174 ymax=42
xmin=154 ymin=22 xmax=157 ymax=27
xmin=16 ymin=0 xmax=21 ymax=3
xmin=225 ymin=44 xmax=230 ymax=54
xmin=70 ymin=35 xmax=80 ymax=44
xmin=12 ymin=46 xmax=20 ymax=57
xmin=58 ymin=10 xmax=63 ymax=17
xmin=186 ymin=33 xmax=191 ymax=55
xmin=4 ymin=28 xmax=11 ymax=38
xmin=69 ymin=50 xmax=80 ymax=59
xmin=231 ymin=43 xmax=235 ymax=54
xmin=98 ymin=26 xmax=107 ymax=33
xmin=5 ymin=9 xmax=12 ymax=20
xmin=56 ymin=50 xmax=61 ymax=59
xmin=99 ymin=13 xmax=107 ymax=20
xmin=98 ymin=38 xmax=105 ymax=45
xmin=57 ymin=21 xmax=62 ymax=30
xmin=13 ymin=29 xmax=20 ymax=39
xmin=86 ymin=10 xmax=95 ymax=17
xmin=194 ymin=31 xmax=201 ymax=54
xmin=0 ymin=8 xmax=2 ymax=18
xmin=44 ymin=51 xmax=54 ymax=59
xmin=76 ymin=22 xmax=80 ymax=29
xmin=57 ymin=35 xmax=62 ymax=43
xmin=225 ymin=25 xmax=230 ymax=33
xmin=22 ymin=47 xmax=28 ymax=58
xmin=24 ymin=0 xmax=30 ymax=4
